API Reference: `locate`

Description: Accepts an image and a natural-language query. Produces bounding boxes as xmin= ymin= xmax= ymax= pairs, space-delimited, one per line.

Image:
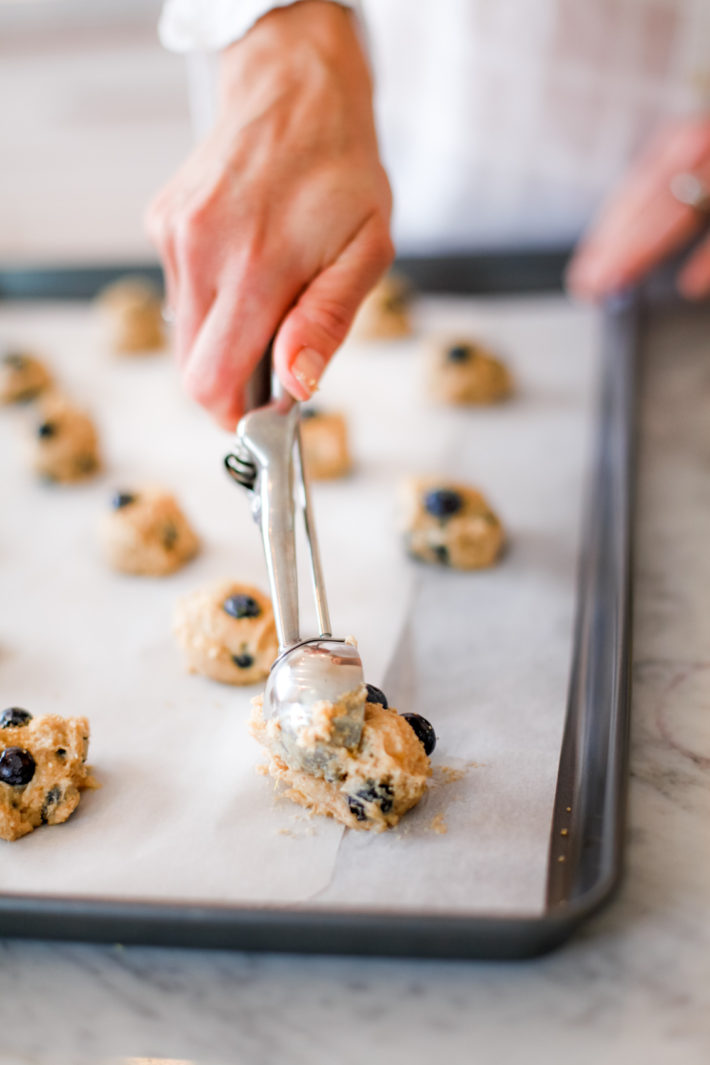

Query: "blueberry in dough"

xmin=365 ymin=683 xmax=388 ymax=708
xmin=347 ymin=796 xmax=368 ymax=822
xmin=232 ymin=652 xmax=255 ymax=669
xmin=0 ymin=747 xmax=36 ymax=787
xmin=447 ymin=344 xmax=472 ymax=363
xmin=37 ymin=420 xmax=57 ymax=439
xmin=424 ymin=488 xmax=464 ymax=519
xmin=41 ymin=785 xmax=62 ymax=824
xmin=0 ymin=708 xmax=33 ymax=729
xmin=223 ymin=594 xmax=261 ymax=619
xmin=162 ymin=522 xmax=178 ymax=550
xmin=301 ymin=407 xmax=320 ymax=420
xmin=4 ymin=353 xmax=27 ymax=369
xmin=111 ymin=491 xmax=136 ymax=509
xmin=351 ymin=779 xmax=395 ymax=815
xmin=400 ymin=712 xmax=437 ymax=756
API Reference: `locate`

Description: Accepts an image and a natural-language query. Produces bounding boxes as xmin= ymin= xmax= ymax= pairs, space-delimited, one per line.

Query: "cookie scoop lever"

xmin=225 ymin=350 xmax=366 ymax=777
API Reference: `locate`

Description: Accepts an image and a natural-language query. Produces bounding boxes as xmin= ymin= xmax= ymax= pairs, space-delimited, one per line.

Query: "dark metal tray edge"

xmin=0 ymin=259 xmax=635 ymax=959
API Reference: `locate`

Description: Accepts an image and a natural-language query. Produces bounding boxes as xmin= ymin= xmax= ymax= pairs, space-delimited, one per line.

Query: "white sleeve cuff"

xmin=159 ymin=0 xmax=360 ymax=53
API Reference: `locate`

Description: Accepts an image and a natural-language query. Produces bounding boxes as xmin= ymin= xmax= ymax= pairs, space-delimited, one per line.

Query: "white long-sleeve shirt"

xmin=159 ymin=0 xmax=710 ymax=253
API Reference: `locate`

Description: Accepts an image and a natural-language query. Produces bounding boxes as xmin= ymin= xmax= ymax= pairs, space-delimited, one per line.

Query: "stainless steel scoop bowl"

xmin=225 ymin=352 xmax=366 ymax=775
xmin=265 ymin=639 xmax=365 ymax=776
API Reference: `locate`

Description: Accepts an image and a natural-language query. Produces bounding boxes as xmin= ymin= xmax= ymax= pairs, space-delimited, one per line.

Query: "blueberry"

xmin=75 ymin=454 xmax=96 ymax=474
xmin=400 ymin=712 xmax=437 ymax=755
xmin=447 ymin=344 xmax=472 ymax=363
xmin=433 ymin=544 xmax=450 ymax=566
xmin=223 ymin=594 xmax=261 ymax=620
xmin=162 ymin=522 xmax=178 ymax=550
xmin=347 ymin=796 xmax=368 ymax=822
xmin=0 ymin=708 xmax=32 ymax=729
xmin=0 ymin=747 xmax=36 ymax=786
xmin=232 ymin=652 xmax=254 ymax=669
xmin=301 ymin=407 xmax=320 ymax=420
xmin=424 ymin=488 xmax=464 ymax=519
xmin=37 ymin=421 xmax=57 ymax=439
xmin=365 ymin=683 xmax=388 ymax=709
xmin=111 ymin=491 xmax=136 ymax=509
xmin=4 ymin=352 xmax=27 ymax=369
xmin=351 ymin=779 xmax=395 ymax=815
xmin=41 ymin=785 xmax=62 ymax=824
xmin=55 ymin=747 xmax=66 ymax=759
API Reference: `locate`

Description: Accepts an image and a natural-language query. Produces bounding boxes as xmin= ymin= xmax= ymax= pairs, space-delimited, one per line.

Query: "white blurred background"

xmin=0 ymin=0 xmax=192 ymax=264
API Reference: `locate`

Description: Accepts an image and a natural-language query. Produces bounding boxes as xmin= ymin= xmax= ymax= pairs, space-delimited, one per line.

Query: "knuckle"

xmin=311 ymin=299 xmax=352 ymax=343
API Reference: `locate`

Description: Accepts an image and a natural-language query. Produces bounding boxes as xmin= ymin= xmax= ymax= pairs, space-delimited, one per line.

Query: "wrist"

xmin=218 ymin=2 xmax=370 ymax=113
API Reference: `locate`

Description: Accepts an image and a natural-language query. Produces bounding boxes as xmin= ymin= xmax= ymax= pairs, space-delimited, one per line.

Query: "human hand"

xmin=146 ymin=1 xmax=393 ymax=430
xmin=567 ymin=118 xmax=710 ymax=301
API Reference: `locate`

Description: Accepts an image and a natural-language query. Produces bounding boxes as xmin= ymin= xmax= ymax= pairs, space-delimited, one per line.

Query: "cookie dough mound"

xmin=430 ymin=337 xmax=513 ymax=404
xmin=0 ymin=707 xmax=96 ymax=841
xmin=98 ymin=276 xmax=164 ymax=353
xmin=174 ymin=580 xmax=278 ymax=685
xmin=100 ymin=487 xmax=199 ymax=576
xmin=29 ymin=393 xmax=101 ymax=483
xmin=251 ymin=695 xmax=430 ymax=832
xmin=353 ymin=274 xmax=412 ymax=340
xmin=1 ymin=349 xmax=52 ymax=405
xmin=401 ymin=477 xmax=504 ymax=569
xmin=300 ymin=409 xmax=352 ymax=480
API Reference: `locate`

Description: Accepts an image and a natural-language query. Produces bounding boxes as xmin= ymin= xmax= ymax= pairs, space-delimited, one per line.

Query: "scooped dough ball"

xmin=29 ymin=393 xmax=101 ymax=483
xmin=429 ymin=337 xmax=513 ymax=404
xmin=173 ymin=580 xmax=278 ymax=686
xmin=250 ymin=688 xmax=432 ymax=832
xmin=0 ymin=706 xmax=97 ymax=842
xmin=98 ymin=276 xmax=164 ymax=353
xmin=0 ymin=348 xmax=52 ymax=404
xmin=400 ymin=477 xmax=504 ymax=570
xmin=300 ymin=409 xmax=352 ymax=480
xmin=352 ymin=274 xmax=413 ymax=340
xmin=100 ymin=487 xmax=200 ymax=576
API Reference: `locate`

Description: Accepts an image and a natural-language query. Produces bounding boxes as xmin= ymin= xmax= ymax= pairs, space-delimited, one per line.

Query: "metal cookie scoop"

xmin=225 ymin=351 xmax=366 ymax=777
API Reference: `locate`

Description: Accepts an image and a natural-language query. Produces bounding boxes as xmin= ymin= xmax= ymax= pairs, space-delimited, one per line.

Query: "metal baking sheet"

xmin=0 ymin=258 xmax=634 ymax=957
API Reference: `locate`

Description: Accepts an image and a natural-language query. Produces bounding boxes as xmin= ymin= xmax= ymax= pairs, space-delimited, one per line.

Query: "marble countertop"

xmin=1 ymin=300 xmax=709 ymax=1065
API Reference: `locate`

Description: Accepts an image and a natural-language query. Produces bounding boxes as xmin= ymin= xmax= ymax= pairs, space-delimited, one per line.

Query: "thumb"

xmin=272 ymin=215 xmax=394 ymax=400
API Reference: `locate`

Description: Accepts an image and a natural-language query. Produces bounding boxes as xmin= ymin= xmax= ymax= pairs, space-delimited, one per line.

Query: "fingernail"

xmin=291 ymin=348 xmax=327 ymax=398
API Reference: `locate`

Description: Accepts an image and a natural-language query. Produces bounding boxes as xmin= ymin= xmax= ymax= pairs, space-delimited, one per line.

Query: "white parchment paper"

xmin=0 ymin=294 xmax=598 ymax=915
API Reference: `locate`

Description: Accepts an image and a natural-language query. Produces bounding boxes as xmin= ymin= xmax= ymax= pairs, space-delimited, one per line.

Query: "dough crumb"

xmin=300 ymin=408 xmax=352 ymax=480
xmin=97 ymin=276 xmax=164 ymax=353
xmin=28 ymin=392 xmax=101 ymax=483
xmin=0 ymin=709 xmax=97 ymax=842
xmin=100 ymin=486 xmax=199 ymax=576
xmin=0 ymin=348 xmax=52 ymax=404
xmin=352 ymin=273 xmax=413 ymax=340
xmin=429 ymin=813 xmax=448 ymax=834
xmin=429 ymin=336 xmax=513 ymax=405
xmin=400 ymin=476 xmax=504 ymax=570
xmin=173 ymin=579 xmax=278 ymax=686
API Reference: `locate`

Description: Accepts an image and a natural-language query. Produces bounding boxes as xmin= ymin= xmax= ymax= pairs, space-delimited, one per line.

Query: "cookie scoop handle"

xmin=236 ymin=398 xmax=301 ymax=649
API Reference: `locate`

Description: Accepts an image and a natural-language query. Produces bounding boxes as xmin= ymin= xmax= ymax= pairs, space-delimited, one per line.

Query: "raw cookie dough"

xmin=430 ymin=337 xmax=513 ymax=404
xmin=352 ymin=274 xmax=412 ymax=340
xmin=98 ymin=276 xmax=164 ymax=353
xmin=401 ymin=477 xmax=504 ymax=570
xmin=100 ymin=487 xmax=200 ymax=576
xmin=300 ymin=409 xmax=352 ymax=480
xmin=173 ymin=580 xmax=278 ymax=685
xmin=0 ymin=707 xmax=96 ymax=842
xmin=0 ymin=349 xmax=52 ymax=405
xmin=29 ymin=393 xmax=101 ymax=483
xmin=250 ymin=692 xmax=431 ymax=832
